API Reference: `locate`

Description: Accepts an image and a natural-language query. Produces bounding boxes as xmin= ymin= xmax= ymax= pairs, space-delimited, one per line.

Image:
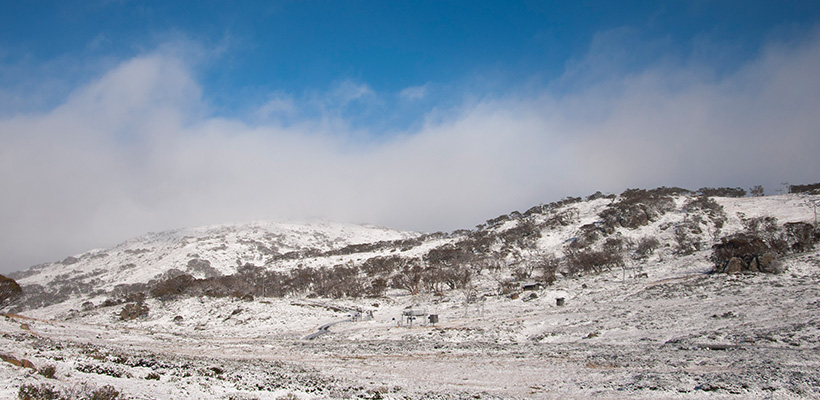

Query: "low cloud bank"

xmin=1 ymin=32 xmax=819 ymax=272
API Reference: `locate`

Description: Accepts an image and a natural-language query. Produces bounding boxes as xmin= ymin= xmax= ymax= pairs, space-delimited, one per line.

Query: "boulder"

xmin=725 ymin=257 xmax=744 ymax=274
xmin=758 ymin=253 xmax=776 ymax=273
xmin=748 ymin=258 xmax=759 ymax=272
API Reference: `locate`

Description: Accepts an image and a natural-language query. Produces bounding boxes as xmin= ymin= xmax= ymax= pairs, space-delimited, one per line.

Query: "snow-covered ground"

xmin=2 ymin=193 xmax=819 ymax=399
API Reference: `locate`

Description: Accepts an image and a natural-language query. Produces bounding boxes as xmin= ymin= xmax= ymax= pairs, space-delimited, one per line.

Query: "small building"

xmin=401 ymin=308 xmax=428 ymax=327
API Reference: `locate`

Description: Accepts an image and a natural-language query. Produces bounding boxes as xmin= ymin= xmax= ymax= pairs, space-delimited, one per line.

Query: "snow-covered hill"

xmin=9 ymin=220 xmax=420 ymax=295
xmin=1 ymin=190 xmax=819 ymax=399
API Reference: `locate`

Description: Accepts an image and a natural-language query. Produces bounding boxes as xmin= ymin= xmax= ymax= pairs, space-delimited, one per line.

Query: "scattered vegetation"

xmin=38 ymin=364 xmax=57 ymax=379
xmin=18 ymin=383 xmax=125 ymax=400
xmin=696 ymin=187 xmax=747 ymax=198
xmin=8 ymin=183 xmax=816 ymax=311
xmin=599 ymin=187 xmax=684 ymax=229
xmin=634 ymin=236 xmax=660 ymax=260
xmin=119 ymin=302 xmax=149 ymax=321
xmin=0 ymin=274 xmax=23 ymax=305
xmin=789 ymin=181 xmax=820 ymax=194
xmin=711 ymin=215 xmax=816 ymax=274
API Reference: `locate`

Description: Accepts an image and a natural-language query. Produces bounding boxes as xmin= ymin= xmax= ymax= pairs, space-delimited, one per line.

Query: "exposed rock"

xmin=759 ymin=253 xmax=776 ymax=273
xmin=748 ymin=258 xmax=760 ymax=272
xmin=0 ymin=353 xmax=35 ymax=369
xmin=725 ymin=257 xmax=744 ymax=274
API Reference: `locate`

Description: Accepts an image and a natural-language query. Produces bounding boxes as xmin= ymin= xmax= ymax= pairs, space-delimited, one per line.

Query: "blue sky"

xmin=4 ymin=1 xmax=819 ymax=124
xmin=1 ymin=1 xmax=820 ymax=271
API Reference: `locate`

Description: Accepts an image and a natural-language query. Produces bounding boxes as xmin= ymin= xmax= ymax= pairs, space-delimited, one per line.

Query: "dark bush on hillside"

xmin=360 ymin=256 xmax=403 ymax=277
xmin=38 ymin=364 xmax=56 ymax=379
xmin=634 ymin=236 xmax=660 ymax=259
xmin=525 ymin=196 xmax=584 ymax=217
xmin=89 ymin=385 xmax=122 ymax=400
xmin=599 ymin=188 xmax=679 ymax=229
xmin=391 ymin=263 xmax=425 ymax=295
xmin=367 ymin=277 xmax=389 ymax=297
xmin=564 ymin=247 xmax=624 ymax=276
xmin=425 ymin=246 xmax=474 ymax=269
xmin=110 ymin=283 xmax=149 ymax=304
xmin=683 ymin=196 xmax=728 ymax=239
xmin=423 ymin=245 xmax=475 ymax=293
xmin=574 ymin=224 xmax=603 ymax=248
xmin=586 ymin=191 xmax=615 ymax=201
xmin=782 ymin=222 xmax=816 ymax=252
xmin=312 ymin=265 xmax=365 ymax=298
xmin=673 ymin=223 xmax=702 ymax=255
xmin=18 ymin=383 xmax=63 ymax=400
xmin=150 ymin=274 xmax=196 ymax=300
xmin=460 ymin=231 xmax=496 ymax=254
xmin=0 ymin=274 xmax=22 ymax=306
xmin=683 ymin=196 xmax=725 ymax=217
xmin=119 ymin=302 xmax=149 ymax=321
xmin=696 ymin=187 xmax=747 ymax=197
xmin=543 ymin=208 xmax=580 ymax=229
xmin=186 ymin=258 xmax=221 ymax=278
xmin=497 ymin=220 xmax=542 ymax=254
xmin=789 ymin=182 xmax=820 ymax=194
xmin=741 ymin=215 xmax=780 ymax=240
xmin=536 ymin=254 xmax=560 ymax=286
xmin=198 ymin=275 xmax=252 ymax=298
xmin=486 ymin=213 xmax=512 ymax=228
xmin=711 ymin=233 xmax=779 ymax=274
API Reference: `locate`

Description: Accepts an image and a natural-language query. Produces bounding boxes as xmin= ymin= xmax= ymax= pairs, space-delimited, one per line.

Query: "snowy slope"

xmin=1 ymin=192 xmax=819 ymax=399
xmin=10 ymin=220 xmax=420 ymax=292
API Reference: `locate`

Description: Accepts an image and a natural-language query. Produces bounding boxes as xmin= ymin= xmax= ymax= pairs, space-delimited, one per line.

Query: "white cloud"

xmin=399 ymin=84 xmax=428 ymax=101
xmin=1 ymin=30 xmax=820 ymax=272
xmin=330 ymin=79 xmax=375 ymax=105
xmin=256 ymin=94 xmax=297 ymax=120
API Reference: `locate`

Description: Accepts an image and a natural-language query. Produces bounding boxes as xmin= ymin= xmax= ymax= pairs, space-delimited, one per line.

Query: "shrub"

xmin=634 ymin=236 xmax=660 ymax=259
xmin=599 ymin=188 xmax=677 ymax=229
xmin=360 ymin=256 xmax=403 ymax=277
xmin=789 ymin=182 xmax=820 ymax=194
xmin=0 ymin=274 xmax=23 ymax=305
xmin=391 ymin=263 xmax=424 ymax=295
xmin=696 ymin=187 xmax=747 ymax=197
xmin=186 ymin=258 xmax=222 ymax=278
xmin=536 ymin=254 xmax=560 ymax=286
xmin=311 ymin=265 xmax=365 ymax=298
xmin=18 ymin=383 xmax=63 ymax=400
xmin=89 ymin=385 xmax=122 ymax=400
xmin=119 ymin=302 xmax=149 ymax=321
xmin=366 ymin=277 xmax=389 ymax=297
xmin=585 ymin=191 xmax=610 ymax=201
xmin=564 ymin=247 xmax=623 ymax=276
xmin=673 ymin=222 xmax=702 ymax=255
xmin=782 ymin=222 xmax=816 ymax=252
xmin=149 ymin=274 xmax=195 ymax=300
xmin=38 ymin=364 xmax=57 ymax=379
xmin=711 ymin=233 xmax=779 ymax=274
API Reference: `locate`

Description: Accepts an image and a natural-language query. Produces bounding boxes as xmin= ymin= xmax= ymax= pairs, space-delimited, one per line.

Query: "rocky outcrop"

xmin=713 ymin=253 xmax=779 ymax=274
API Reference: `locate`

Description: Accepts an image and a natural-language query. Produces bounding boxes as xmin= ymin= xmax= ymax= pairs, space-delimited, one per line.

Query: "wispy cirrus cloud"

xmin=398 ymin=84 xmax=428 ymax=101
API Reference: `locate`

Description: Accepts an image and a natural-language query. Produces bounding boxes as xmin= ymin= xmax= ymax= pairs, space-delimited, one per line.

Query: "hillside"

xmin=1 ymin=188 xmax=819 ymax=399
